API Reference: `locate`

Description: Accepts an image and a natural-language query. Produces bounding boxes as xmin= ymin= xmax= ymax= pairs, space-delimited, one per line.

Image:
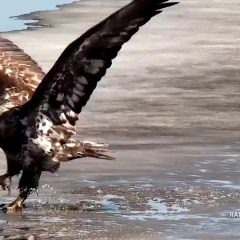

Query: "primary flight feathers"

xmin=26 ymin=0 xmax=178 ymax=125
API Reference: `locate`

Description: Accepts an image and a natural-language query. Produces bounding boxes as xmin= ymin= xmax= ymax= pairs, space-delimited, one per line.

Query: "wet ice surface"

xmin=1 ymin=0 xmax=240 ymax=239
xmin=3 ymin=140 xmax=240 ymax=239
xmin=1 ymin=180 xmax=240 ymax=239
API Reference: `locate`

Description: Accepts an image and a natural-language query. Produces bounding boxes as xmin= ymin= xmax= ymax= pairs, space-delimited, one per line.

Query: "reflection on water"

xmin=0 ymin=0 xmax=75 ymax=32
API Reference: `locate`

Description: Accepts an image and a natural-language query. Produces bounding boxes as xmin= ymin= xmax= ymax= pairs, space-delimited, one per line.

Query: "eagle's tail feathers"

xmin=61 ymin=139 xmax=115 ymax=161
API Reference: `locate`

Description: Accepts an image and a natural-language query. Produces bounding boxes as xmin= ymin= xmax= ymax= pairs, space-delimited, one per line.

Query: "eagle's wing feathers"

xmin=0 ymin=38 xmax=45 ymax=108
xmin=22 ymin=0 xmax=177 ymax=142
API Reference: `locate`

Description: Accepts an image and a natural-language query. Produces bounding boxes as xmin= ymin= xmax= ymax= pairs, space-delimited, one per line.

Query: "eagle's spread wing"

xmin=21 ymin=0 xmax=177 ymax=151
xmin=0 ymin=38 xmax=45 ymax=110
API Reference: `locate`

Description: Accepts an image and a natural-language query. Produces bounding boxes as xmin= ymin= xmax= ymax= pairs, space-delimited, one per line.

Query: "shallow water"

xmin=1 ymin=0 xmax=240 ymax=239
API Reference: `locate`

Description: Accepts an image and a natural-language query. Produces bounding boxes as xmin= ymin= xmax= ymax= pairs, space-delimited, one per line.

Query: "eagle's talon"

xmin=0 ymin=205 xmax=23 ymax=213
xmin=0 ymin=204 xmax=7 ymax=213
xmin=0 ymin=175 xmax=11 ymax=195
xmin=0 ymin=203 xmax=22 ymax=213
xmin=0 ymin=197 xmax=24 ymax=213
xmin=0 ymin=174 xmax=9 ymax=191
xmin=4 ymin=204 xmax=23 ymax=214
xmin=5 ymin=205 xmax=23 ymax=213
xmin=2 ymin=207 xmax=8 ymax=213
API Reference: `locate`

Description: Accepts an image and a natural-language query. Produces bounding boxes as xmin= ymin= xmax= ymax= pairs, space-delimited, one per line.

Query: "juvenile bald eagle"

xmin=0 ymin=0 xmax=177 ymax=213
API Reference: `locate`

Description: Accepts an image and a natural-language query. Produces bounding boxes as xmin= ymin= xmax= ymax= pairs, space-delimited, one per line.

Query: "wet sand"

xmin=1 ymin=0 xmax=240 ymax=239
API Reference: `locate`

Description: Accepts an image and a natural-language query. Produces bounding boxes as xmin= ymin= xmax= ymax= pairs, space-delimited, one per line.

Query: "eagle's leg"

xmin=60 ymin=139 xmax=115 ymax=162
xmin=0 ymin=173 xmax=10 ymax=193
xmin=5 ymin=190 xmax=29 ymax=213
xmin=3 ymin=165 xmax=41 ymax=213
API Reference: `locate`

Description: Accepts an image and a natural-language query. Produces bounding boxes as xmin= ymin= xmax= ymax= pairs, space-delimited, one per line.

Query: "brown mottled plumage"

xmin=0 ymin=38 xmax=45 ymax=109
xmin=0 ymin=0 xmax=178 ymax=213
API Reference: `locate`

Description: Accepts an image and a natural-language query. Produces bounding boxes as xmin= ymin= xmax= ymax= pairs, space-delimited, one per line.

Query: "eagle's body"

xmin=0 ymin=0 xmax=177 ymax=213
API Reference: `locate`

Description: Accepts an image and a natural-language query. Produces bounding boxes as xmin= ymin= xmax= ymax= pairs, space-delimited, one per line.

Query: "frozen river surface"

xmin=1 ymin=0 xmax=240 ymax=239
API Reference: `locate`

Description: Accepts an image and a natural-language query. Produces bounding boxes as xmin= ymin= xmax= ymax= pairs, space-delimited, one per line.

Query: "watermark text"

xmin=229 ymin=212 xmax=240 ymax=218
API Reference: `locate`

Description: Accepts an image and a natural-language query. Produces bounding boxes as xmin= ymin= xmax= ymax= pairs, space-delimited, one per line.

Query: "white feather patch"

xmin=32 ymin=136 xmax=53 ymax=154
xmin=59 ymin=113 xmax=67 ymax=121
xmin=38 ymin=116 xmax=53 ymax=135
xmin=66 ymin=110 xmax=77 ymax=119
